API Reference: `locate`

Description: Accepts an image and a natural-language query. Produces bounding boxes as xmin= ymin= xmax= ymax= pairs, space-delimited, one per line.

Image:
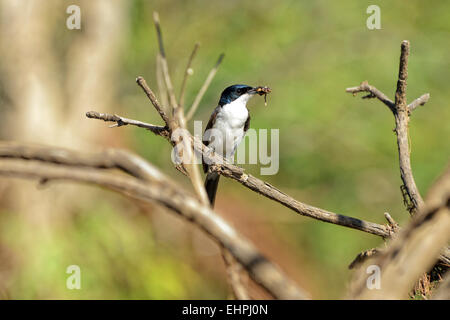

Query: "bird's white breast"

xmin=210 ymin=94 xmax=250 ymax=158
xmin=218 ymin=96 xmax=249 ymax=128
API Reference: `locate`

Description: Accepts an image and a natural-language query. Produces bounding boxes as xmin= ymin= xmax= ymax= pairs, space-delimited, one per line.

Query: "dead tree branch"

xmin=346 ymin=41 xmax=428 ymax=214
xmin=408 ymin=93 xmax=430 ymax=113
xmin=0 ymin=150 xmax=308 ymax=300
xmin=346 ymin=81 xmax=395 ymax=113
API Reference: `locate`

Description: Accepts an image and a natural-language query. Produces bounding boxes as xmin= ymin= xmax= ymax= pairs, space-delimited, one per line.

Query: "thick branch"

xmin=0 ymin=141 xmax=168 ymax=183
xmin=211 ymin=162 xmax=391 ymax=237
xmin=0 ymin=156 xmax=308 ymax=300
xmin=393 ymin=41 xmax=424 ymax=213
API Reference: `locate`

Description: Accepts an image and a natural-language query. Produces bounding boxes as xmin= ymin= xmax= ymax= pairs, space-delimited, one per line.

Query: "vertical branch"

xmin=395 ymin=41 xmax=409 ymax=110
xmin=346 ymin=40 xmax=426 ymax=215
xmin=156 ymin=53 xmax=169 ymax=111
xmin=136 ymin=77 xmax=170 ymax=127
xmin=394 ymin=41 xmax=424 ymax=213
xmin=152 ymin=12 xmax=178 ymax=113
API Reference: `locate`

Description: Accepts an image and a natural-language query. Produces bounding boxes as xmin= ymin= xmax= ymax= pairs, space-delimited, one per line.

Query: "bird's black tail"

xmin=204 ymin=172 xmax=220 ymax=206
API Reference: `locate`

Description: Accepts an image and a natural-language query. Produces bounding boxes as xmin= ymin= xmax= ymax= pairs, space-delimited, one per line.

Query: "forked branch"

xmin=346 ymin=41 xmax=428 ymax=214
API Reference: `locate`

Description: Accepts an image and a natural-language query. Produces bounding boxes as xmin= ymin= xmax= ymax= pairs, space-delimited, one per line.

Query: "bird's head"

xmin=219 ymin=84 xmax=270 ymax=106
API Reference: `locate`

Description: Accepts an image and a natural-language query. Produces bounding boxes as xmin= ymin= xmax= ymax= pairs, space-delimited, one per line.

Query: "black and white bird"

xmin=203 ymin=84 xmax=270 ymax=206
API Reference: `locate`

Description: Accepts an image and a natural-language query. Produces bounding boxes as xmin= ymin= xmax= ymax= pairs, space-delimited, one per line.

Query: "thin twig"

xmin=179 ymin=43 xmax=200 ymax=109
xmin=186 ymin=53 xmax=225 ymax=121
xmin=345 ymin=81 xmax=395 ymax=114
xmin=85 ymin=111 xmax=168 ymax=137
xmin=156 ymin=54 xmax=169 ymax=110
xmin=136 ymin=76 xmax=171 ymax=127
xmin=152 ymin=12 xmax=178 ymax=112
xmin=408 ymin=93 xmax=430 ymax=113
xmin=384 ymin=212 xmax=399 ymax=234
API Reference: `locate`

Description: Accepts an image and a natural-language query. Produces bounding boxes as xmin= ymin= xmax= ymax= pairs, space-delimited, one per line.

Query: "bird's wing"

xmin=203 ymin=106 xmax=220 ymax=173
xmin=244 ymin=112 xmax=251 ymax=133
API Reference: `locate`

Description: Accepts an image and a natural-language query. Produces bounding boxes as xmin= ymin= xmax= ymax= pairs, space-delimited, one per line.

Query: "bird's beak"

xmin=251 ymin=86 xmax=272 ymax=96
xmin=248 ymin=87 xmax=259 ymax=95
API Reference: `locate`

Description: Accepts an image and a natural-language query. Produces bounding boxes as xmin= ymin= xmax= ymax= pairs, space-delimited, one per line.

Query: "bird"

xmin=203 ymin=84 xmax=270 ymax=206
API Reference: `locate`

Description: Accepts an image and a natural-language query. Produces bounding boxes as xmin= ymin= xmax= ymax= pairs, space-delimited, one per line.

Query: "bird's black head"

xmin=218 ymin=84 xmax=257 ymax=106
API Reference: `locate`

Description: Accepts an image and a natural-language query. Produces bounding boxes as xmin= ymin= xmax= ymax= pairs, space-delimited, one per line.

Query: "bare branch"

xmin=393 ymin=41 xmax=424 ymax=213
xmin=395 ymin=41 xmax=409 ymax=110
xmin=345 ymin=81 xmax=395 ymax=113
xmin=384 ymin=212 xmax=400 ymax=234
xmin=0 ymin=141 xmax=168 ymax=184
xmin=85 ymin=111 xmax=169 ymax=138
xmin=136 ymin=76 xmax=171 ymax=127
xmin=152 ymin=12 xmax=178 ymax=111
xmin=156 ymin=54 xmax=169 ymax=110
xmin=0 ymin=155 xmax=308 ymax=300
xmin=186 ymin=53 xmax=225 ymax=121
xmin=347 ymin=41 xmax=425 ymax=214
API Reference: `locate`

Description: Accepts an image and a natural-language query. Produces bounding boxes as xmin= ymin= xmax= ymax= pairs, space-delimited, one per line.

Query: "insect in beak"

xmin=254 ymin=86 xmax=271 ymax=106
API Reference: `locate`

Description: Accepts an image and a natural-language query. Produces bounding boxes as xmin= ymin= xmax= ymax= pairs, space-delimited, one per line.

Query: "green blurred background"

xmin=0 ymin=0 xmax=448 ymax=299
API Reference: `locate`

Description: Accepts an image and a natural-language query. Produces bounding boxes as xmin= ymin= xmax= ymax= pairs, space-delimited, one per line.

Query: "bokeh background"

xmin=0 ymin=0 xmax=449 ymax=299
